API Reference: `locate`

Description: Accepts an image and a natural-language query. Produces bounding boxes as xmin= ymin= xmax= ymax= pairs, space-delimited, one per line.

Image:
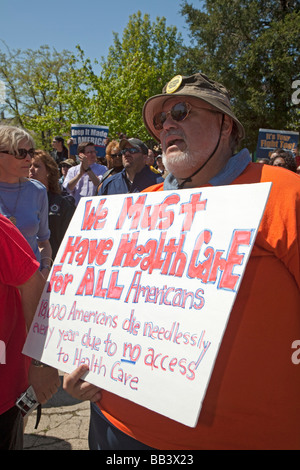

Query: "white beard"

xmin=162 ymin=150 xmax=199 ymax=176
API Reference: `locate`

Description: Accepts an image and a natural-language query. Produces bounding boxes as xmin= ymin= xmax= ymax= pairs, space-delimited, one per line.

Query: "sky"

xmin=1 ymin=0 xmax=202 ymax=65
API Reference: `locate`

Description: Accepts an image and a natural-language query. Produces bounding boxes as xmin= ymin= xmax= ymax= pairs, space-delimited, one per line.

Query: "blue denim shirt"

xmin=98 ymin=165 xmax=164 ymax=195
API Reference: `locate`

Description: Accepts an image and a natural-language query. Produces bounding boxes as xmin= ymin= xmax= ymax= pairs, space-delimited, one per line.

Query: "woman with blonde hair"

xmin=0 ymin=125 xmax=51 ymax=278
xmin=29 ymin=150 xmax=75 ymax=260
xmin=97 ymin=140 xmax=123 ymax=192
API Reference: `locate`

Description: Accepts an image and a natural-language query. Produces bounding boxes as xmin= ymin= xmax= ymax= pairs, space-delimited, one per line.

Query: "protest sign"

xmin=70 ymin=124 xmax=109 ymax=157
xmin=256 ymin=128 xmax=299 ymax=159
xmin=23 ymin=183 xmax=271 ymax=427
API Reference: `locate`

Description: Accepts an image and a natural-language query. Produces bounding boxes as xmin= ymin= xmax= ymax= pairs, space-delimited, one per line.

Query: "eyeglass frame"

xmin=119 ymin=147 xmax=141 ymax=156
xmin=153 ymin=101 xmax=221 ymax=131
xmin=0 ymin=148 xmax=35 ymax=159
xmin=110 ymin=152 xmax=122 ymax=158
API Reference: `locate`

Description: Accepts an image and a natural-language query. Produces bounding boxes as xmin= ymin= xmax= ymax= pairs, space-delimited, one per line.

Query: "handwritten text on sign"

xmin=23 ymin=184 xmax=271 ymax=426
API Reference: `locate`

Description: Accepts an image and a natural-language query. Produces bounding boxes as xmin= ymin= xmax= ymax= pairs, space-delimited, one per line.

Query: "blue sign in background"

xmin=70 ymin=124 xmax=109 ymax=157
xmin=256 ymin=128 xmax=299 ymax=160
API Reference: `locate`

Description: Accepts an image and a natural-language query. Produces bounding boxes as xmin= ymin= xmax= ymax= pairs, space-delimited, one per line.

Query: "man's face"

xmin=122 ymin=145 xmax=145 ymax=174
xmin=157 ymin=97 xmax=223 ymax=179
xmin=145 ymin=149 xmax=155 ymax=166
xmin=83 ymin=145 xmax=97 ymax=164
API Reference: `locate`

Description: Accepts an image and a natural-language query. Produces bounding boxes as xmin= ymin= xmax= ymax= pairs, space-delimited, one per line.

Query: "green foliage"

xmin=0 ymin=4 xmax=299 ymax=152
xmin=0 ymin=42 xmax=74 ymax=149
xmin=0 ymin=12 xmax=182 ymax=148
xmin=179 ymin=0 xmax=300 ymax=151
xmin=73 ymin=12 xmax=183 ymax=142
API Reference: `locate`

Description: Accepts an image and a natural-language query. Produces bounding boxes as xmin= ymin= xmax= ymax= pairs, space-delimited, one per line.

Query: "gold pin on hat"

xmin=165 ymin=75 xmax=183 ymax=94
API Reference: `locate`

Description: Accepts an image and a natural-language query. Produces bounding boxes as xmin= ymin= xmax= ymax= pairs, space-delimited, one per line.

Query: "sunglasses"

xmin=111 ymin=153 xmax=122 ymax=158
xmin=153 ymin=102 xmax=221 ymax=131
xmin=119 ymin=147 xmax=140 ymax=155
xmin=1 ymin=148 xmax=35 ymax=159
xmin=153 ymin=102 xmax=192 ymax=130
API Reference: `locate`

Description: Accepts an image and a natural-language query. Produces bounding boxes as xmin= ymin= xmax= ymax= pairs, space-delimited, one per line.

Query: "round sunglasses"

xmin=0 ymin=148 xmax=35 ymax=159
xmin=152 ymin=102 xmax=221 ymax=131
xmin=153 ymin=102 xmax=192 ymax=130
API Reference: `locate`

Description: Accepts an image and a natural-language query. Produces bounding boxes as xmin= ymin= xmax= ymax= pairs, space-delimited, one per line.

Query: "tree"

xmin=67 ymin=11 xmax=183 ymax=143
xmin=0 ymin=12 xmax=183 ymax=148
xmin=0 ymin=42 xmax=74 ymax=148
xmin=179 ymin=0 xmax=300 ymax=152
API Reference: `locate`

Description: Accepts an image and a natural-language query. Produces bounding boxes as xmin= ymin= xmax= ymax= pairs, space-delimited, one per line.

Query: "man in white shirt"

xmin=63 ymin=141 xmax=107 ymax=206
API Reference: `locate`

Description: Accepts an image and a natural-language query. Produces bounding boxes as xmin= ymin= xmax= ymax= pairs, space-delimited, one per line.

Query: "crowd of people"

xmin=0 ymin=71 xmax=299 ymax=450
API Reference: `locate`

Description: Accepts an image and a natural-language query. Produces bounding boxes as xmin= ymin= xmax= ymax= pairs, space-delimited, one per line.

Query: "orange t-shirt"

xmin=97 ymin=163 xmax=300 ymax=449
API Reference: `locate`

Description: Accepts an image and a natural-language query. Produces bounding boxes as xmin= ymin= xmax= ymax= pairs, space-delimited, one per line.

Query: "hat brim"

xmin=143 ymin=92 xmax=245 ymax=143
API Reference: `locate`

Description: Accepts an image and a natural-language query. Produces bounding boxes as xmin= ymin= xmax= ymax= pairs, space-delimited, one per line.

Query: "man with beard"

xmin=63 ymin=73 xmax=300 ymax=450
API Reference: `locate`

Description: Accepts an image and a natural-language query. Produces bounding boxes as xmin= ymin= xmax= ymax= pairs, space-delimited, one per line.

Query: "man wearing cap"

xmin=97 ymin=137 xmax=164 ymax=195
xmin=64 ymin=74 xmax=300 ymax=450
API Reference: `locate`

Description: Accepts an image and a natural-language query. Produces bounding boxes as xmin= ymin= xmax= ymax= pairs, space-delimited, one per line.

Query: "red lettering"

xmin=179 ymin=193 xmax=207 ymax=231
xmin=110 ymin=361 xmax=139 ymax=390
xmin=219 ymin=230 xmax=252 ymax=291
xmin=188 ymin=229 xmax=252 ymax=292
xmin=106 ymin=271 xmax=123 ymax=299
xmin=88 ymin=238 xmax=113 ymax=265
xmin=112 ymin=232 xmax=140 ymax=267
xmin=140 ymin=194 xmax=180 ymax=230
xmin=75 ymin=239 xmax=89 ymax=265
xmin=76 ymin=267 xmax=94 ymax=295
xmin=47 ymin=265 xmax=73 ymax=294
xmin=208 ymin=250 xmax=226 ymax=283
xmin=115 ymin=194 xmax=181 ymax=231
xmin=115 ymin=195 xmax=147 ymax=230
xmin=187 ymin=230 xmax=212 ymax=279
xmin=60 ymin=236 xmax=82 ymax=264
xmin=82 ymin=199 xmax=108 ymax=230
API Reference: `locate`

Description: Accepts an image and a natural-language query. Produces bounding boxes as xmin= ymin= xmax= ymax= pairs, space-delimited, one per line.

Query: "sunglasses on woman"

xmin=0 ymin=148 xmax=35 ymax=159
xmin=110 ymin=152 xmax=122 ymax=158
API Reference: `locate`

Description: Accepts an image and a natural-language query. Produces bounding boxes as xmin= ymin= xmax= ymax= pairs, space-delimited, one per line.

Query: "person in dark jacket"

xmin=50 ymin=136 xmax=69 ymax=164
xmin=29 ymin=150 xmax=75 ymax=260
xmin=98 ymin=138 xmax=164 ymax=195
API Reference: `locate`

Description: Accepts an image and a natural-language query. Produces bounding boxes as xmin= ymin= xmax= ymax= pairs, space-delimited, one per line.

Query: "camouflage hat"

xmin=142 ymin=73 xmax=245 ymax=142
xmin=59 ymin=158 xmax=76 ymax=167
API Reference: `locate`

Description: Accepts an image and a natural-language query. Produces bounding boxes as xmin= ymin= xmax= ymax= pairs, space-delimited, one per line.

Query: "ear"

xmin=221 ymin=115 xmax=233 ymax=137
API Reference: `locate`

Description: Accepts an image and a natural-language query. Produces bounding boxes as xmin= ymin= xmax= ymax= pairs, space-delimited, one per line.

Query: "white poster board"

xmin=23 ymin=183 xmax=271 ymax=427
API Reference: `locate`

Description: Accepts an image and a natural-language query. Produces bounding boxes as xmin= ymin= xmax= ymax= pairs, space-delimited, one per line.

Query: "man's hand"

xmin=63 ymin=364 xmax=102 ymax=402
xmin=28 ymin=365 xmax=60 ymax=404
xmin=78 ymin=153 xmax=90 ymax=173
